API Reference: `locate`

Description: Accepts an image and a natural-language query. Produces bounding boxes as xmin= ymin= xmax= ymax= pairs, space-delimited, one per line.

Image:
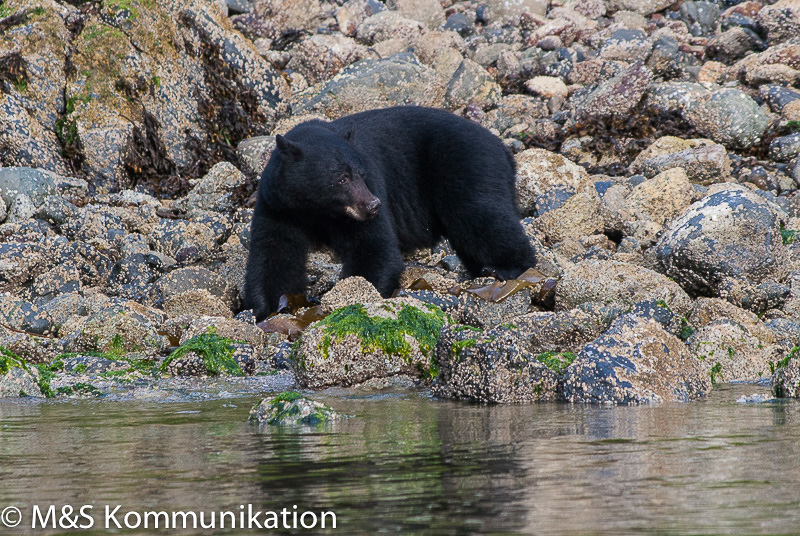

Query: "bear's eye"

xmin=338 ymin=173 xmax=350 ymax=185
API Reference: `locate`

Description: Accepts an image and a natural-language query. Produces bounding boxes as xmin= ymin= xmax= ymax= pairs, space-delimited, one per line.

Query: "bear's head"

xmin=272 ymin=128 xmax=381 ymax=222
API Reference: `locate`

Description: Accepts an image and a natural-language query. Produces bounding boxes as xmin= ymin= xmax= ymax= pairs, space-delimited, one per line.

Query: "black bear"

xmin=244 ymin=106 xmax=535 ymax=320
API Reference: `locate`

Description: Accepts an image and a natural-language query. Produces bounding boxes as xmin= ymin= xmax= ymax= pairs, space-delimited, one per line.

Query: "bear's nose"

xmin=367 ymin=198 xmax=381 ymax=216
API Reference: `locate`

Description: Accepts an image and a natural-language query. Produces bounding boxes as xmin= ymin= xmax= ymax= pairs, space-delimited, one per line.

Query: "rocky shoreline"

xmin=1 ymin=0 xmax=799 ymax=409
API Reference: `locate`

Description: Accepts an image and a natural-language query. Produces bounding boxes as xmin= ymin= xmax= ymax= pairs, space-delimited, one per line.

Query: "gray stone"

xmin=445 ymin=58 xmax=501 ymax=108
xmin=433 ymin=324 xmax=562 ymax=403
xmin=0 ymin=365 xmax=44 ymax=399
xmin=574 ymin=60 xmax=654 ymax=123
xmin=769 ymin=133 xmax=800 ymax=163
xmin=656 ymin=185 xmax=788 ymax=296
xmin=684 ymin=89 xmax=770 ymax=150
xmin=757 ymin=0 xmax=800 ymax=45
xmin=680 ymin=1 xmax=720 ymax=36
xmin=250 ymin=394 xmax=344 ymax=425
xmin=563 ymin=312 xmax=711 ymax=404
xmin=600 ymin=29 xmax=653 ymax=62
xmin=237 ymin=136 xmax=275 ymax=176
xmin=0 ymin=167 xmax=58 ymax=208
xmin=173 ymin=162 xmax=247 ymax=214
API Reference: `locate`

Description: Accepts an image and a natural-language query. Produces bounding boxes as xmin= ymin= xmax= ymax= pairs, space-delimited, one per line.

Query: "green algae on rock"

xmin=291 ymin=299 xmax=447 ymax=389
xmin=249 ymin=391 xmax=344 ymax=426
xmin=160 ymin=327 xmax=246 ymax=376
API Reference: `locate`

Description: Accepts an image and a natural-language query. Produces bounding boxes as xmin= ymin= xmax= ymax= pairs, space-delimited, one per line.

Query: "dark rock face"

xmin=563 ymin=309 xmax=711 ymax=405
xmin=655 ymin=186 xmax=788 ymax=296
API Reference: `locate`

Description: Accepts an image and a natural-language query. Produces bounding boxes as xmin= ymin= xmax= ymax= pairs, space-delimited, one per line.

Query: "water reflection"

xmin=0 ymin=385 xmax=799 ymax=535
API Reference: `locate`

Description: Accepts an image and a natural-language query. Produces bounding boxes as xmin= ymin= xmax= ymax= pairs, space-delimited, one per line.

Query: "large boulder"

xmin=291 ymin=299 xmax=447 ymax=389
xmin=563 ymin=309 xmax=711 ymax=404
xmin=683 ymin=89 xmax=769 ymax=149
xmin=655 ymin=185 xmax=788 ymax=296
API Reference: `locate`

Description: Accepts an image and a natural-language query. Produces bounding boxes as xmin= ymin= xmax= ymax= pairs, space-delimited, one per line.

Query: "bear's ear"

xmin=341 ymin=123 xmax=356 ymax=142
xmin=275 ymin=135 xmax=303 ymax=161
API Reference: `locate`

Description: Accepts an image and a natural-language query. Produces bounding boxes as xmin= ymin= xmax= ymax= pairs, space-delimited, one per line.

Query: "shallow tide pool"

xmin=1 ymin=382 xmax=799 ymax=535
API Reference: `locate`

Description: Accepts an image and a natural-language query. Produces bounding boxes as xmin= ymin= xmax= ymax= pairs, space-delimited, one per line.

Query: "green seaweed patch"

xmin=0 ymin=346 xmax=29 ymax=375
xmin=160 ymin=327 xmax=244 ymax=376
xmin=0 ymin=4 xmax=12 ymax=18
xmin=710 ymin=362 xmax=723 ymax=385
xmin=453 ymin=325 xmax=481 ymax=333
xmin=261 ymin=392 xmax=339 ymax=426
xmin=450 ymin=337 xmax=477 ymax=358
xmin=781 ymin=226 xmax=798 ymax=246
xmin=55 ymin=382 xmax=100 ymax=397
xmin=770 ymin=345 xmax=798 ymax=375
xmin=679 ymin=317 xmax=695 ymax=341
xmin=535 ymin=351 xmax=577 ymax=375
xmin=316 ymin=304 xmax=446 ymax=360
xmin=788 ymin=120 xmax=800 ymax=132
xmin=270 ymin=390 xmax=303 ymax=404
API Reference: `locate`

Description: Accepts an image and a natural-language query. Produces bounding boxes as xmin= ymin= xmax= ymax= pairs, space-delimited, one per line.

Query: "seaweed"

xmin=159 ymin=327 xmax=244 ymax=376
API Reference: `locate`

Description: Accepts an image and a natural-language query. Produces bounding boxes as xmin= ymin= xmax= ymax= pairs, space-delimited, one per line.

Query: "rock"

xmin=533 ymin=189 xmax=607 ymax=243
xmin=486 ymin=0 xmax=547 ymax=20
xmin=556 ymin=259 xmax=693 ymax=315
xmin=163 ymin=337 xmax=256 ymax=376
xmin=629 ymin=136 xmax=731 ymax=185
xmin=574 ymin=60 xmax=654 ymax=123
xmin=237 ymin=136 xmax=275 ymax=176
xmin=765 ymin=318 xmax=800 ymax=344
xmin=688 ymin=297 xmax=775 ymax=344
xmin=0 ymin=243 xmax=49 ymax=293
xmin=524 ymin=76 xmax=569 ymax=99
xmin=433 ymin=324 xmax=562 ymax=403
xmin=320 ymin=276 xmax=382 ymax=311
xmin=655 ymin=185 xmax=788 ymax=295
xmin=234 ymin=0 xmax=321 ymax=38
xmin=769 ymin=133 xmax=800 ymax=163
xmin=336 ymin=0 xmax=385 ymax=37
xmin=445 ymin=59 xmax=500 ymax=109
xmin=513 ymin=306 xmax=617 ymax=354
xmin=563 ymin=311 xmax=711 ymax=404
xmin=150 ymin=219 xmax=219 ymax=259
xmin=173 ymin=162 xmax=247 ymax=214
xmin=514 ymin=148 xmax=590 ymax=216
xmin=626 ymin=168 xmax=695 ymax=225
xmin=291 ymin=54 xmax=445 ymax=119
xmin=7 ymin=194 xmax=36 ymax=223
xmin=0 ymin=361 xmax=43 ymax=399
xmin=148 ymin=267 xmax=237 ymax=309
xmin=688 ymin=319 xmax=787 ymax=383
xmin=684 ymin=89 xmax=769 ymax=150
xmin=291 ymin=300 xmax=446 ymax=389
xmin=680 ymin=1 xmax=720 ymax=36
xmin=356 ymin=10 xmax=424 ymax=45
xmin=180 ymin=316 xmax=266 ymax=348
xmin=458 ymin=286 xmax=532 ymax=329
xmin=67 ymin=304 xmax=167 ymax=357
xmin=386 ymin=0 xmax=443 ymax=29
xmin=607 ymin=0 xmax=677 ymax=16
xmin=707 ymin=27 xmax=765 ymax=63
xmin=600 ymin=29 xmax=653 ymax=62
xmin=645 ymin=82 xmax=710 ymax=116
xmin=286 ymin=34 xmax=367 ymax=85
xmin=772 ymin=347 xmax=800 ymax=398
xmin=163 ymin=289 xmax=233 ymax=318
xmin=0 ymin=167 xmax=58 ymax=208
xmin=109 ymin=253 xmax=167 ymax=299
xmin=250 ymin=392 xmax=344 ymax=425
xmin=757 ymin=0 xmax=800 ymax=45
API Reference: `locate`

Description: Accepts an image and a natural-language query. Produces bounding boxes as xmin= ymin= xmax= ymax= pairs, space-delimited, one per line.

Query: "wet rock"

xmin=757 ymin=0 xmax=800 ymax=45
xmin=232 ymin=0 xmax=320 ymax=39
xmin=525 ymin=76 xmax=569 ymax=99
xmin=150 ymin=219 xmax=219 ymax=259
xmin=459 ymin=286 xmax=531 ymax=329
xmin=320 ymin=276 xmax=382 ymax=312
xmin=765 ymin=318 xmax=800 ymax=344
xmin=0 ymin=332 xmax=60 ymax=367
xmin=515 ymin=148 xmax=590 ymax=216
xmin=291 ymin=54 xmax=445 ymax=119
xmin=556 ymin=259 xmax=693 ymax=315
xmin=563 ymin=311 xmax=711 ymax=404
xmin=442 ymin=13 xmax=474 ymax=37
xmin=600 ymin=29 xmax=653 ymax=62
xmin=0 ymin=296 xmax=53 ymax=336
xmin=292 ymin=299 xmax=446 ymax=389
xmin=180 ymin=316 xmax=266 ymax=348
xmin=0 ymin=167 xmax=58 ymax=208
xmin=109 ymin=254 xmax=167 ymax=299
xmin=629 ymin=136 xmax=731 ymax=185
xmin=772 ymin=347 xmax=800 ymax=398
xmin=707 ymin=27 xmax=765 ymax=63
xmin=573 ymin=60 xmax=654 ymax=123
xmin=163 ymin=289 xmax=233 ymax=318
xmin=645 ymin=82 xmax=710 ymax=116
xmin=35 ymin=196 xmax=79 ymax=227
xmin=66 ymin=304 xmax=167 ymax=357
xmin=445 ymin=58 xmax=501 ymax=108
xmin=163 ymin=341 xmax=256 ymax=377
xmin=250 ymin=392 xmax=344 ymax=425
xmin=688 ymin=319 xmax=787 ymax=383
xmin=173 ymin=162 xmax=247 ymax=214
xmin=6 ymin=194 xmax=36 ymax=224
xmin=626 ymin=168 xmax=695 ymax=225
xmin=533 ymin=188 xmax=607 ymax=244
xmin=717 ymin=277 xmax=791 ymax=315
xmin=336 ymin=0 xmax=386 ymax=37
xmin=356 ymin=10 xmax=424 ymax=45
xmin=655 ymin=185 xmax=788 ymax=295
xmin=0 ymin=363 xmax=43 ymax=399
xmin=684 ymin=89 xmax=769 ymax=149
xmin=433 ymin=324 xmax=561 ymax=403
xmin=607 ymin=0 xmax=677 ymax=16
xmin=486 ymin=0 xmax=547 ymax=20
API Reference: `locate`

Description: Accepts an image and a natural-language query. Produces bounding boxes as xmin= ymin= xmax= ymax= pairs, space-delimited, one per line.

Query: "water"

xmin=1 ymin=382 xmax=799 ymax=535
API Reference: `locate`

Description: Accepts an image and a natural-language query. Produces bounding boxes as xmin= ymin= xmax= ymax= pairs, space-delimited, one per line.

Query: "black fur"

xmin=244 ymin=106 xmax=536 ymax=320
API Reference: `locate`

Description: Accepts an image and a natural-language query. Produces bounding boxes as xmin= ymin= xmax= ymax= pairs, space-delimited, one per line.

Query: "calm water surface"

xmin=1 ymin=383 xmax=799 ymax=535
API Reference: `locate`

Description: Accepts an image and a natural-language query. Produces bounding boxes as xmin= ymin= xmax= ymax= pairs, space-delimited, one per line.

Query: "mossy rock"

xmin=291 ymin=298 xmax=448 ymax=389
xmin=249 ymin=391 xmax=343 ymax=426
